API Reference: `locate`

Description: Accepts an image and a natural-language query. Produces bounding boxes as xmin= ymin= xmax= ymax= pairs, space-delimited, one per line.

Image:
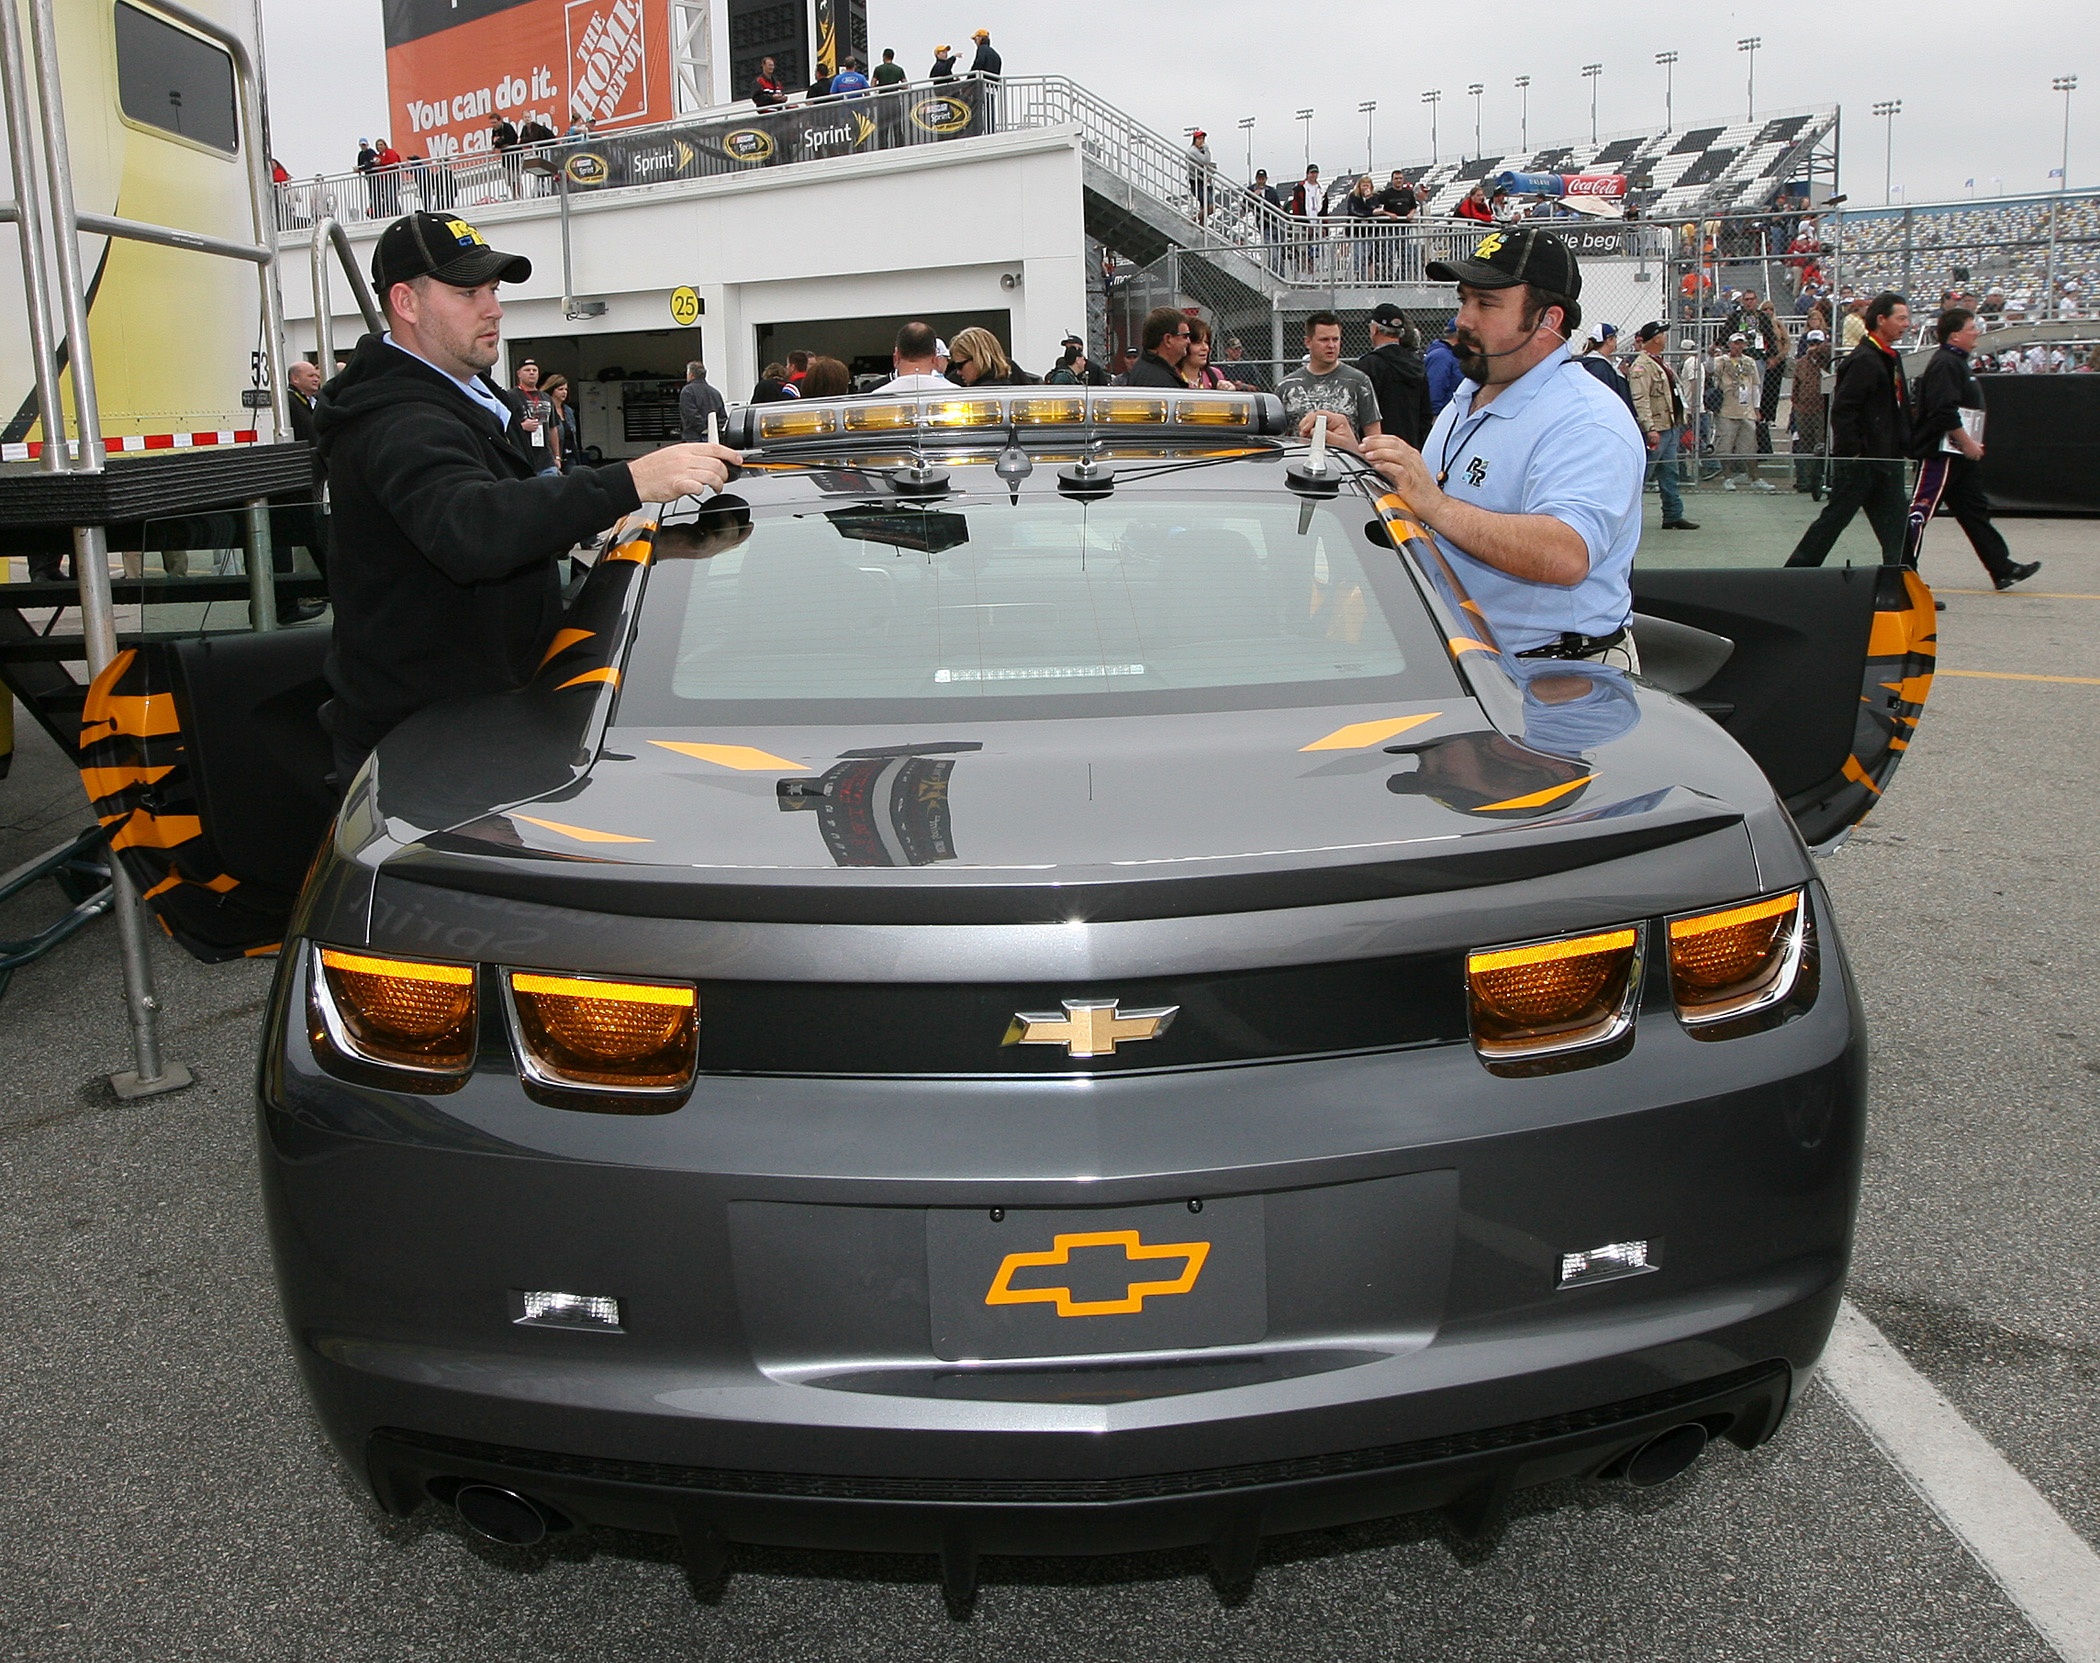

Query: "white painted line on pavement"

xmin=1823 ymin=1299 xmax=2100 ymax=1662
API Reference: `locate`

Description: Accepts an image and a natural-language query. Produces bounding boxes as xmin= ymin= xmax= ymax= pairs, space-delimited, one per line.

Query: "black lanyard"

xmin=1435 ymin=410 xmax=1495 ymax=488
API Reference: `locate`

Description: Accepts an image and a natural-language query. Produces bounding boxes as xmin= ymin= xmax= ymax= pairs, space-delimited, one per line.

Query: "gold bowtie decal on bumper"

xmin=1003 ymin=999 xmax=1179 ymax=1057
xmin=985 ymin=1230 xmax=1211 ymax=1317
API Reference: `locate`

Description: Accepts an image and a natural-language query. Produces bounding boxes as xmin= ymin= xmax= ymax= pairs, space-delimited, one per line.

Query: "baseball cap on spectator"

xmin=1369 ymin=303 xmax=1408 ymax=331
xmin=935 ymin=43 xmax=952 ymax=54
xmin=1634 ymin=322 xmax=1667 ymax=343
xmin=1427 ymin=225 xmax=1581 ymax=296
xmin=1594 ymin=322 xmax=1617 ymax=339
xmin=972 ymin=28 xmax=990 ymax=38
xmin=935 ymin=339 xmax=950 ymax=357
xmin=1727 ymin=332 xmax=1750 ymax=344
xmin=372 ymin=211 xmax=531 ymax=294
xmin=1193 ymin=129 xmax=1206 ymax=139
xmin=1804 ymin=329 xmax=1828 ymax=342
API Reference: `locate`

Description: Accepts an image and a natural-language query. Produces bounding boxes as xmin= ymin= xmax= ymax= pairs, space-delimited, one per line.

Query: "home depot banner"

xmin=383 ymin=0 xmax=671 ymax=161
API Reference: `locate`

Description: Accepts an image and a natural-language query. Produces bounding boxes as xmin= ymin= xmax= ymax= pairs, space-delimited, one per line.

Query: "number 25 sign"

xmin=669 ymin=286 xmax=702 ymax=327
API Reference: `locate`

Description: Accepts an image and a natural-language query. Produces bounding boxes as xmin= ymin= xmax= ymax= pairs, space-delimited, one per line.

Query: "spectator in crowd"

xmin=929 ymin=44 xmax=957 ymax=80
xmin=1424 ymin=317 xmax=1463 ymax=418
xmin=1187 ymin=129 xmax=1215 ymax=223
xmin=487 ymin=117 xmax=517 ymax=154
xmin=1712 ymin=334 xmax=1766 ymax=489
xmin=1627 ymin=322 xmax=1696 ymax=531
xmin=1454 ymin=182 xmax=1495 ymax=223
xmin=879 ymin=320 xmax=958 ymax=392
xmin=948 ymin=327 xmax=1034 ymax=386
xmin=833 ymin=57 xmax=870 ymax=95
xmin=1787 ymin=291 xmax=1913 ymax=568
xmin=1280 ymin=311 xmax=1382 ymax=445
xmin=517 ymin=112 xmax=555 ymax=147
xmin=513 ymin=358 xmax=559 ymax=474
xmin=752 ymin=57 xmax=786 ymax=107
xmin=287 ymin=359 xmax=322 ymax=447
xmin=1127 ymin=307 xmax=1194 ymax=387
xmin=564 ymin=114 xmax=595 ymax=143
xmin=969 ymin=29 xmax=1002 ymax=79
xmin=1342 ymin=174 xmax=1381 ymax=279
xmin=1219 ymin=334 xmax=1265 ymax=391
xmin=1248 ymin=168 xmax=1282 ymax=213
xmin=1372 ymin=170 xmax=1418 ymax=222
xmin=1757 ymin=301 xmax=1790 ymax=450
xmin=801 ymin=356 xmax=852 ymax=397
xmin=1289 ymin=164 xmax=1323 ymax=219
xmin=542 ymin=374 xmax=580 ymax=471
xmin=679 ymin=359 xmax=728 ymax=441
xmin=1840 ymin=294 xmax=1868 ymax=351
xmin=1057 ymin=331 xmax=1108 ymax=386
xmin=1791 ymin=328 xmax=1831 ymax=497
xmin=1107 ymin=345 xmax=1136 ymax=382
xmin=1356 ymin=302 xmax=1433 ymax=447
xmin=806 ymin=59 xmax=836 ymax=100
xmin=1045 ymin=344 xmax=1089 ymax=384
xmin=356 ymin=138 xmax=382 ymax=217
xmin=873 ymin=49 xmax=906 ymax=87
xmin=751 ymin=362 xmax=797 ymax=402
xmin=1178 ymin=318 xmax=1239 ymax=390
xmin=1903 ymin=307 xmax=2039 ymax=588
xmin=1574 ymin=323 xmax=1635 ymax=421
xmin=785 ymin=349 xmax=812 ymax=389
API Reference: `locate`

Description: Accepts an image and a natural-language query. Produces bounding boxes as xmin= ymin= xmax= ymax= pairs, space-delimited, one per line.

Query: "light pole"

xmin=1581 ymin=63 xmax=1602 ymax=147
xmin=1296 ymin=107 xmax=1314 ymax=172
xmin=1238 ymin=115 xmax=1255 ymax=180
xmin=1421 ymin=88 xmax=1441 ymax=165
xmin=2048 ymin=76 xmax=2077 ymax=318
xmin=1514 ymin=75 xmax=1530 ymax=152
xmin=1359 ymin=100 xmax=1377 ymax=175
xmin=1873 ymin=99 xmax=1901 ymax=206
xmin=1655 ymin=51 xmax=1677 ymax=134
xmin=1738 ymin=37 xmax=1761 ymax=122
xmin=1468 ymin=83 xmax=1484 ymax=161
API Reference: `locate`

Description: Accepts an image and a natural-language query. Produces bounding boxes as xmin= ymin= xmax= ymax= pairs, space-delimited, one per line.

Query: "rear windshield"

xmin=615 ymin=490 xmax=1459 ymax=726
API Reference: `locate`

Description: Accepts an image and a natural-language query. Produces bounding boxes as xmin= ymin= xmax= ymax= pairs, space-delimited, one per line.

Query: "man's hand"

xmin=627 ymin=442 xmax=743 ymax=503
xmin=1957 ymin=431 xmax=1985 ymax=461
xmin=1296 ymin=410 xmax=1361 ymax=452
xmin=1358 ymin=434 xmax=1445 ymax=521
xmin=1645 ymin=430 xmax=1659 ymax=451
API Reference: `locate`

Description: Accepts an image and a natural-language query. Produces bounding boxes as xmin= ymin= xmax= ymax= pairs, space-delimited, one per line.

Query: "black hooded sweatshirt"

xmin=312 ymin=333 xmax=641 ymax=753
xmin=1355 ymin=342 xmax=1434 ymax=447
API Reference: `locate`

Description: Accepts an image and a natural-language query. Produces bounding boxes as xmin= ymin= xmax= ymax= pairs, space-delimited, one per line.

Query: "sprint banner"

xmin=559 ymin=77 xmax=989 ymax=189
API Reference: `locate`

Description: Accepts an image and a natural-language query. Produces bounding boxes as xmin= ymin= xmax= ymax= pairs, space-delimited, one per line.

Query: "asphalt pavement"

xmin=0 ymin=517 xmax=2093 ymax=1661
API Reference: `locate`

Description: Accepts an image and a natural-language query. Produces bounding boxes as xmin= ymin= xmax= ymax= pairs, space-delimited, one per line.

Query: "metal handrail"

xmin=310 ymin=216 xmax=383 ymax=372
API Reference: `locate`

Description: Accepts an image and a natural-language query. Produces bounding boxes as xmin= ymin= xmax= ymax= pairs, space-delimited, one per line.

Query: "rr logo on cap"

xmin=1474 ymin=232 xmax=1508 ymax=260
xmin=444 ymin=218 xmax=488 ymax=247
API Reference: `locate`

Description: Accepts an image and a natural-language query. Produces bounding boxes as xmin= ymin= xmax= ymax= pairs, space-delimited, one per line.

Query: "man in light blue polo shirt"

xmin=1360 ymin=227 xmax=1647 ymax=669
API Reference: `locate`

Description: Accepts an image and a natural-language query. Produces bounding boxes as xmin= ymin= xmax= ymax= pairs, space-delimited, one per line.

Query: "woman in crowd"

xmin=1179 ymin=318 xmax=1235 ymax=390
xmin=798 ymin=356 xmax=852 ymax=397
xmin=539 ymin=374 xmax=580 ymax=471
xmin=946 ymin=327 xmax=1035 ymax=387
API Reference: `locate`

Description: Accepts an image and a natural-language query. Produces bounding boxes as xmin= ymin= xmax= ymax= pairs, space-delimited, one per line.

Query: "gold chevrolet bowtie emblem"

xmin=1003 ymin=999 xmax=1178 ymax=1057
xmin=985 ymin=1230 xmax=1210 ymax=1316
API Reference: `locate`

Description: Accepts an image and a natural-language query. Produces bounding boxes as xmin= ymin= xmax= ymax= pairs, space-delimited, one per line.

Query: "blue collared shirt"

xmin=1418 ymin=343 xmax=1647 ymax=653
xmin=383 ymin=332 xmax=516 ymax=430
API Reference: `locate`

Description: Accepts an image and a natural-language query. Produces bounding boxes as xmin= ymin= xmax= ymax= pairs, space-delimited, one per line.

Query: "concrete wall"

xmin=282 ymin=125 xmax=1089 ymax=400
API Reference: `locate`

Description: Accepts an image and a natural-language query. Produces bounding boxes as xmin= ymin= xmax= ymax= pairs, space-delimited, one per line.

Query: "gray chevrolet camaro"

xmin=242 ymin=389 xmax=1937 ymax=1603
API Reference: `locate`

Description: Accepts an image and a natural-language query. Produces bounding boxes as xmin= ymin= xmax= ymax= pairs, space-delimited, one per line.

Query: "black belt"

xmin=1515 ymin=626 xmax=1628 ymax=662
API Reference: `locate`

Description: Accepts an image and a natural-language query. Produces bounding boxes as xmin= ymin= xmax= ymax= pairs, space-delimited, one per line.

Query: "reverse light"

xmin=1467 ymin=926 xmax=1642 ymax=1067
xmin=311 ymin=946 xmax=476 ymax=1077
xmin=505 ymin=971 xmax=699 ymax=1093
xmin=1559 ymin=1240 xmax=1655 ymax=1289
xmin=511 ymin=1290 xmax=624 ymax=1332
xmin=1668 ymin=890 xmax=1810 ymax=1030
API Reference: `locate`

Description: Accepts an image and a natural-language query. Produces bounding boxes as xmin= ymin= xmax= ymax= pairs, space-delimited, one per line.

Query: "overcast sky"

xmin=261 ymin=0 xmax=2089 ymax=204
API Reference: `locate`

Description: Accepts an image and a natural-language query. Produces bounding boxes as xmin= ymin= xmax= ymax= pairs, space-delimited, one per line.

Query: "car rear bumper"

xmin=359 ymin=1356 xmax=1796 ymax=1556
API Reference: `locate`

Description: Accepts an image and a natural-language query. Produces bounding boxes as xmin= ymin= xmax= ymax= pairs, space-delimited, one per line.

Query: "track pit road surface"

xmin=0 ymin=521 xmax=2094 ymax=1661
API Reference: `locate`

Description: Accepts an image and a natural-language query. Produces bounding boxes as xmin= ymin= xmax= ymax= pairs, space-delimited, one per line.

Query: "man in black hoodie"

xmin=1901 ymin=306 xmax=2039 ymax=588
xmin=314 ymin=212 xmax=738 ymax=782
xmin=1786 ymin=291 xmax=1912 ymax=568
xmin=1355 ymin=303 xmax=1434 ymax=447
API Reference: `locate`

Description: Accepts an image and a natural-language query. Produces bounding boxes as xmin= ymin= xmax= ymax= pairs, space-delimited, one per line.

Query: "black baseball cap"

xmin=1427 ymin=225 xmax=1582 ymax=297
xmin=371 ymin=211 xmax=531 ymax=296
xmin=1369 ymin=302 xmax=1408 ymax=331
xmin=1635 ymin=321 xmax=1668 ymax=343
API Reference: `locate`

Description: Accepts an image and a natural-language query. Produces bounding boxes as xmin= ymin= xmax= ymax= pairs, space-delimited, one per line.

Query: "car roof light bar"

xmin=730 ymin=389 xmax=1287 ymax=451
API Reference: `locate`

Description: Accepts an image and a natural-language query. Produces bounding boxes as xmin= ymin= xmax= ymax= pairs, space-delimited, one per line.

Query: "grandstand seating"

xmin=1834 ymin=195 xmax=2100 ymax=319
xmin=1324 ymin=107 xmax=1835 ymax=221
